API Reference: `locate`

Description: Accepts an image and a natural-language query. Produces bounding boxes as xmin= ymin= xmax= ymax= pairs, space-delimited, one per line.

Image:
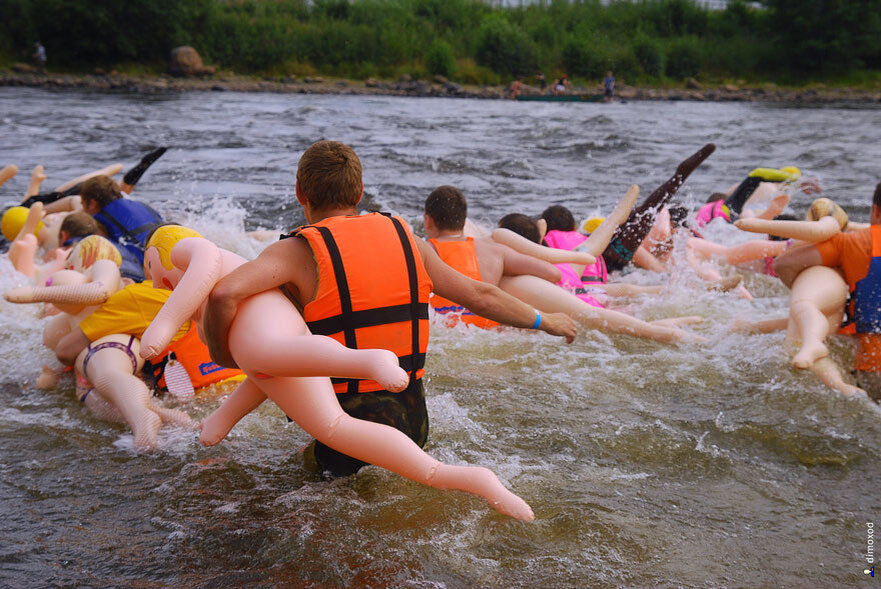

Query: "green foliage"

xmin=0 ymin=0 xmax=876 ymax=85
xmin=634 ymin=37 xmax=664 ymax=78
xmin=665 ymin=37 xmax=702 ymax=79
xmin=474 ymin=15 xmax=537 ymax=77
xmin=425 ymin=40 xmax=455 ymax=78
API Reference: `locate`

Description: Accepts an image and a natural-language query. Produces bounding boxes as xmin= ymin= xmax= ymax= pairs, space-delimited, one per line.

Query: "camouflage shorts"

xmin=305 ymin=379 xmax=428 ymax=477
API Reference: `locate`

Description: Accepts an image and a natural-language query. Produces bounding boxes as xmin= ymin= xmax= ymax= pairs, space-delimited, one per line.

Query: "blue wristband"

xmin=531 ymin=311 xmax=542 ymax=329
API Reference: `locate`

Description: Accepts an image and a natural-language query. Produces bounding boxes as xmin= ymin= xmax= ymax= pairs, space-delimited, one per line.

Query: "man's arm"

xmin=416 ymin=239 xmax=576 ymax=343
xmin=772 ymin=243 xmax=823 ymax=288
xmin=56 ymin=327 xmax=91 ymax=366
xmin=204 ymin=238 xmax=314 ymax=367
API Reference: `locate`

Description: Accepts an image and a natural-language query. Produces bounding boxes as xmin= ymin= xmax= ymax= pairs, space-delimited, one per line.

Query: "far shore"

xmin=2 ymin=67 xmax=880 ymax=104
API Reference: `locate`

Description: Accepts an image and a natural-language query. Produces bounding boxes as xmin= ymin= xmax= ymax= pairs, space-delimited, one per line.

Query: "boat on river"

xmin=516 ymin=93 xmax=604 ymax=102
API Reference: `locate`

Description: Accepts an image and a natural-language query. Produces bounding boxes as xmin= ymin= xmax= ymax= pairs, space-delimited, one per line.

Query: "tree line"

xmin=1 ymin=0 xmax=878 ymax=86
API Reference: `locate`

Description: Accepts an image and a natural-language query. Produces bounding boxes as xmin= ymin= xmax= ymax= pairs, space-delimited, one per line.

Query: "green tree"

xmin=425 ymin=39 xmax=455 ymax=78
xmin=474 ymin=15 xmax=537 ymax=77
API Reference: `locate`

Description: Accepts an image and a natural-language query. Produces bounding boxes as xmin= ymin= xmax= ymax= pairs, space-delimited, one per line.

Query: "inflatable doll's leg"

xmin=581 ymin=185 xmax=640 ymax=259
xmin=688 ymin=237 xmax=788 ymax=265
xmin=789 ymin=266 xmax=848 ymax=369
xmin=199 ymin=377 xmax=267 ymax=446
xmin=25 ymin=165 xmax=47 ymax=198
xmin=0 ymin=164 xmax=17 ymax=189
xmin=499 ymin=274 xmax=705 ymax=344
xmin=808 ymin=357 xmax=865 ymax=397
xmin=76 ymin=336 xmax=161 ymax=449
xmin=53 ymin=163 xmax=124 ymax=193
xmin=251 ymin=373 xmax=534 ymax=521
xmin=228 ymin=291 xmax=409 ymax=392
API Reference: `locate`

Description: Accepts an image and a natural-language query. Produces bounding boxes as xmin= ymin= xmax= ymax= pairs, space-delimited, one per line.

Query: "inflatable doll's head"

xmin=1 ymin=206 xmax=43 ymax=241
xmin=64 ymin=235 xmax=122 ymax=273
xmin=144 ymin=225 xmax=202 ymax=290
xmin=806 ymin=197 xmax=848 ymax=231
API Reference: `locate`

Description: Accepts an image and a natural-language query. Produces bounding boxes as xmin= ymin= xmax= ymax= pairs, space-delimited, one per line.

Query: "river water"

xmin=0 ymin=87 xmax=879 ymax=587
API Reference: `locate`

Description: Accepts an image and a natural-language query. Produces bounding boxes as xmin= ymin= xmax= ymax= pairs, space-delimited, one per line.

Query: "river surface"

xmin=1 ymin=87 xmax=879 ymax=587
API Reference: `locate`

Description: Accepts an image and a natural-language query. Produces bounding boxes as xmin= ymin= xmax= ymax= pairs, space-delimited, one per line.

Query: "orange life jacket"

xmin=146 ymin=322 xmax=244 ymax=391
xmin=291 ymin=213 xmax=432 ymax=393
xmin=428 ymin=237 xmax=500 ymax=329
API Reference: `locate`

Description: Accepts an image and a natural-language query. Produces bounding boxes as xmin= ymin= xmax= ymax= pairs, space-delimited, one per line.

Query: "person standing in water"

xmin=603 ymin=71 xmax=615 ymax=102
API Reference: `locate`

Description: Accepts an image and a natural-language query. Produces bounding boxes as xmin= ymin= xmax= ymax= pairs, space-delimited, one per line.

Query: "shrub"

xmin=634 ymin=37 xmax=664 ymax=78
xmin=424 ymin=39 xmax=455 ymax=78
xmin=561 ymin=36 xmax=601 ymax=79
xmin=474 ymin=15 xmax=537 ymax=77
xmin=665 ymin=37 xmax=702 ymax=79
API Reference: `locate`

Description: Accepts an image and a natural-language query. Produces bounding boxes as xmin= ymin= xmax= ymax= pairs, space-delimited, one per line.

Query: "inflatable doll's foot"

xmin=432 ymin=464 xmax=534 ymax=521
xmin=131 ymin=411 xmax=162 ymax=450
xmin=707 ymin=275 xmax=742 ymax=292
xmin=367 ymin=349 xmax=410 ymax=392
xmin=36 ymin=364 xmax=60 ymax=389
xmin=792 ymin=341 xmax=829 ymax=369
xmin=838 ymin=384 xmax=865 ymax=397
xmin=199 ymin=413 xmax=230 ymax=446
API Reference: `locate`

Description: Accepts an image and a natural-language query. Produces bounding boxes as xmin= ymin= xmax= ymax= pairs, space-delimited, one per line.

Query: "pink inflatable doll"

xmin=139 ymin=225 xmax=535 ymax=521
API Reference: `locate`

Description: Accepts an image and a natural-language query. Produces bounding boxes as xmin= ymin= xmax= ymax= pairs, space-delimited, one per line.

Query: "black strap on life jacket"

xmin=293 ymin=214 xmax=426 ymax=393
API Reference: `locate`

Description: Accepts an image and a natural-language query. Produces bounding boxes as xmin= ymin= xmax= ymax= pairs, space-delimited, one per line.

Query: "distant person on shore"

xmin=33 ymin=42 xmax=46 ymax=73
xmin=536 ymin=71 xmax=547 ymax=94
xmin=553 ymin=74 xmax=570 ymax=95
xmin=508 ymin=76 xmax=523 ymax=99
xmin=603 ymin=71 xmax=615 ymax=102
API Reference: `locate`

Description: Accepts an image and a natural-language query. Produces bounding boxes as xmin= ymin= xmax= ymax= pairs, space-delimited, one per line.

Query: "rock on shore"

xmin=1 ymin=69 xmax=878 ymax=104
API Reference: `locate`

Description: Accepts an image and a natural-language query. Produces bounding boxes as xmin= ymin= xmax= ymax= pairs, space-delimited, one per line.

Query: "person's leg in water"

xmin=603 ymin=143 xmax=716 ymax=270
xmin=25 ymin=165 xmax=47 ymax=198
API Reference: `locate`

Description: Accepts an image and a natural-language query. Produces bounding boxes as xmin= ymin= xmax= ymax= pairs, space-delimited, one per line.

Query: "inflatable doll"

xmin=4 ymin=235 xmax=193 ymax=447
xmin=139 ymin=225 xmax=535 ymax=521
xmin=732 ymin=198 xmax=861 ymax=395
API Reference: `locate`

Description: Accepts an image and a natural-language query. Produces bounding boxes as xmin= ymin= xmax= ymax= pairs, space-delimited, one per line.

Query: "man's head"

xmin=498 ymin=213 xmax=541 ymax=243
xmin=424 ymin=185 xmax=467 ymax=235
xmin=295 ymin=140 xmax=363 ymax=214
xmin=80 ymin=175 xmax=122 ymax=214
xmin=58 ymin=212 xmax=99 ymax=245
xmin=540 ymin=205 xmax=576 ymax=232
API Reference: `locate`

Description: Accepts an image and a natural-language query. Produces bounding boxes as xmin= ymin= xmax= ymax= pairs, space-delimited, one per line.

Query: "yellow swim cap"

xmin=581 ymin=217 xmax=605 ymax=234
xmin=1 ymin=206 xmax=44 ymax=241
xmin=65 ymin=235 xmax=123 ymax=272
xmin=146 ymin=225 xmax=203 ymax=270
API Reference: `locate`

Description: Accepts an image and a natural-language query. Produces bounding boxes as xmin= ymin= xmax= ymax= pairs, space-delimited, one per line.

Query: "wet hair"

xmin=58 ymin=212 xmax=99 ymax=241
xmin=296 ymin=140 xmax=363 ymax=210
xmin=498 ymin=213 xmax=541 ymax=243
xmin=768 ymin=214 xmax=798 ymax=240
xmin=706 ymin=192 xmax=727 ymax=203
xmin=874 ymin=182 xmax=881 ymax=210
xmin=79 ymin=175 xmax=122 ymax=209
xmin=540 ymin=205 xmax=576 ymax=232
xmin=424 ymin=185 xmax=467 ymax=231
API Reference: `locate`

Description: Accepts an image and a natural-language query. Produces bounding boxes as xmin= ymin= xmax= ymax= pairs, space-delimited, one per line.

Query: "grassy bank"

xmin=1 ymin=0 xmax=879 ymax=90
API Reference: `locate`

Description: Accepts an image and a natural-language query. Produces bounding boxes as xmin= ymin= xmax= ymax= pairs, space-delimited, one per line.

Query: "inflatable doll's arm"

xmin=140 ymin=237 xmax=224 ymax=359
xmin=0 ymin=163 xmax=17 ymax=189
xmin=4 ymin=259 xmax=120 ymax=305
xmin=755 ymin=193 xmax=790 ymax=220
xmin=735 ymin=216 xmax=840 ymax=242
xmin=25 ymin=165 xmax=47 ymax=198
xmin=582 ymin=184 xmax=640 ymax=256
xmin=52 ymin=163 xmax=124 ymax=194
xmin=491 ymin=227 xmax=595 ymax=265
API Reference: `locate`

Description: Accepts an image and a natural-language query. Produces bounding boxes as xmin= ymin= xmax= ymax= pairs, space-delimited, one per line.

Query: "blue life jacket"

xmin=854 ymin=225 xmax=881 ymax=334
xmin=93 ymin=199 xmax=162 ymax=280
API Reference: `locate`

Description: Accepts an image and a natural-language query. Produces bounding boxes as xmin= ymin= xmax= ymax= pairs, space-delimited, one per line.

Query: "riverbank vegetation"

xmin=1 ymin=0 xmax=879 ymax=89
